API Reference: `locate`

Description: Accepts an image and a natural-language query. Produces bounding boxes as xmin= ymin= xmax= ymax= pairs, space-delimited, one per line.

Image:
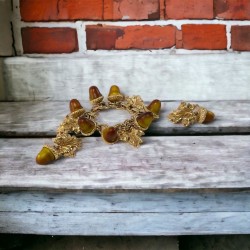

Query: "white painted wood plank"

xmin=0 ymin=101 xmax=250 ymax=136
xmin=1 ymin=211 xmax=250 ymax=235
xmin=2 ymin=53 xmax=250 ymax=101
xmin=1 ymin=191 xmax=249 ymax=213
xmin=0 ymin=136 xmax=249 ymax=190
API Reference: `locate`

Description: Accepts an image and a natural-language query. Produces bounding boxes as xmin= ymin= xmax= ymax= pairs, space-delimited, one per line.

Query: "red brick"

xmin=159 ymin=0 xmax=165 ymax=19
xmin=86 ymin=25 xmax=176 ymax=50
xmin=182 ymin=24 xmax=227 ymax=50
xmin=22 ymin=28 xmax=78 ymax=54
xmin=116 ymin=25 xmax=176 ymax=49
xmin=215 ymin=0 xmax=250 ymax=20
xmin=165 ymin=0 xmax=213 ymax=19
xmin=86 ymin=25 xmax=124 ymax=50
xmin=20 ymin=0 xmax=103 ymax=21
xmin=103 ymin=0 xmax=159 ymax=20
xmin=231 ymin=26 xmax=250 ymax=51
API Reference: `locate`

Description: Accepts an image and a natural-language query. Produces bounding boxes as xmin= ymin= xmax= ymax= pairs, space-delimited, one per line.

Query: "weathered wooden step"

xmin=0 ymin=136 xmax=249 ymax=190
xmin=1 ymin=191 xmax=250 ymax=235
xmin=1 ymin=101 xmax=250 ymax=136
xmin=2 ymin=54 xmax=250 ymax=101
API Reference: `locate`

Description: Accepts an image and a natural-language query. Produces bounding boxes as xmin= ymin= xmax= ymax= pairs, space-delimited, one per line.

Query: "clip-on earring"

xmin=168 ymin=101 xmax=215 ymax=127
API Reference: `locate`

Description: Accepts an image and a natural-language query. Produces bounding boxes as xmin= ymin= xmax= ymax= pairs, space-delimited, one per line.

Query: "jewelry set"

xmin=36 ymin=85 xmax=215 ymax=165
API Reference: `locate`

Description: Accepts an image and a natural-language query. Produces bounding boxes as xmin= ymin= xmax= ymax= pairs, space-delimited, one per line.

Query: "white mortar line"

xmin=75 ymin=21 xmax=86 ymax=52
xmin=226 ymin=24 xmax=232 ymax=51
xmin=86 ymin=19 xmax=250 ymax=29
xmin=18 ymin=19 xmax=250 ymax=29
xmin=19 ymin=21 xmax=78 ymax=28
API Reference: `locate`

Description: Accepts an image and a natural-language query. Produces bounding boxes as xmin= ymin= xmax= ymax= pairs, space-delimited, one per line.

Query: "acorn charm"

xmin=203 ymin=110 xmax=215 ymax=123
xmin=78 ymin=117 xmax=96 ymax=136
xmin=102 ymin=126 xmax=119 ymax=144
xmin=108 ymin=85 xmax=124 ymax=102
xmin=147 ymin=99 xmax=161 ymax=116
xmin=36 ymin=146 xmax=55 ymax=165
xmin=69 ymin=99 xmax=83 ymax=113
xmin=89 ymin=86 xmax=104 ymax=104
xmin=136 ymin=112 xmax=154 ymax=130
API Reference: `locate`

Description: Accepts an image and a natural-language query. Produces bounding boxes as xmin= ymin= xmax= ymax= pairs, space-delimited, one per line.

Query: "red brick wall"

xmin=17 ymin=0 xmax=250 ymax=53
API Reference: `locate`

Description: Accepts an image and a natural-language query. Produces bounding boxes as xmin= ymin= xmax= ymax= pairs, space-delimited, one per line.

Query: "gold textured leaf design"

xmin=127 ymin=129 xmax=144 ymax=147
xmin=53 ymin=134 xmax=81 ymax=157
xmin=168 ymin=102 xmax=199 ymax=127
xmin=125 ymin=96 xmax=147 ymax=113
xmin=57 ymin=114 xmax=81 ymax=135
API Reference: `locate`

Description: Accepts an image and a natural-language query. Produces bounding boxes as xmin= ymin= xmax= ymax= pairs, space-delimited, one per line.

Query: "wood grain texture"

xmin=2 ymin=53 xmax=250 ymax=101
xmin=1 ymin=211 xmax=250 ymax=235
xmin=1 ymin=101 xmax=250 ymax=137
xmin=1 ymin=191 xmax=250 ymax=235
xmin=1 ymin=191 xmax=250 ymax=213
xmin=0 ymin=136 xmax=249 ymax=190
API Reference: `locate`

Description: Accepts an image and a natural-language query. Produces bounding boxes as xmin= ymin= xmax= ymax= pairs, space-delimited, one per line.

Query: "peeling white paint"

xmin=3 ymin=53 xmax=250 ymax=101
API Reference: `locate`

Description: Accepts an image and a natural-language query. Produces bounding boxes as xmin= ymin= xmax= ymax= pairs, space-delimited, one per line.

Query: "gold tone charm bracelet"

xmin=36 ymin=85 xmax=161 ymax=165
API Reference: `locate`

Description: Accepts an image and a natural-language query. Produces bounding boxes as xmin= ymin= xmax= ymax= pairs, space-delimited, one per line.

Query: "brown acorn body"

xmin=204 ymin=111 xmax=215 ymax=123
xmin=147 ymin=99 xmax=161 ymax=115
xmin=69 ymin=99 xmax=83 ymax=113
xmin=89 ymin=86 xmax=104 ymax=103
xmin=102 ymin=127 xmax=119 ymax=144
xmin=78 ymin=117 xmax=96 ymax=136
xmin=136 ymin=112 xmax=154 ymax=130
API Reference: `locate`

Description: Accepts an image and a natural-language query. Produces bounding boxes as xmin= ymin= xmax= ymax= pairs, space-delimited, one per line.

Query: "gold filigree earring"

xmin=36 ymin=85 xmax=161 ymax=165
xmin=168 ymin=101 xmax=215 ymax=127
